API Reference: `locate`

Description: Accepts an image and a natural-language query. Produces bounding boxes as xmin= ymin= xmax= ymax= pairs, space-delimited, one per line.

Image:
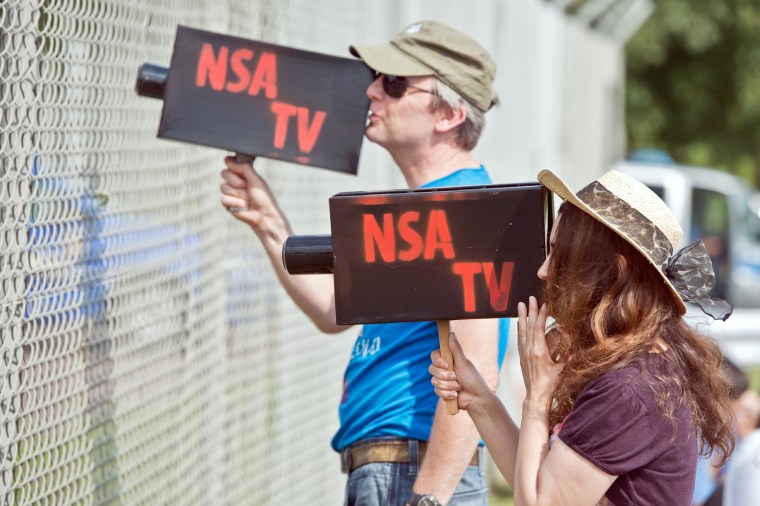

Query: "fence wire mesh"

xmin=0 ymin=0 xmax=623 ymax=504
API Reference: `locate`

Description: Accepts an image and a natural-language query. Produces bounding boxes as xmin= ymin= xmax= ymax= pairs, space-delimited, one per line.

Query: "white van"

xmin=615 ymin=161 xmax=760 ymax=308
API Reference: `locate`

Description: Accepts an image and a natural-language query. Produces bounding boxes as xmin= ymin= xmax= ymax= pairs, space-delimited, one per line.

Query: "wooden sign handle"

xmin=437 ymin=320 xmax=459 ymax=415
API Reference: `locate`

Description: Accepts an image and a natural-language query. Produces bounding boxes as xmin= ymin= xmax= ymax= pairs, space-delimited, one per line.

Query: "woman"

xmin=430 ymin=169 xmax=735 ymax=505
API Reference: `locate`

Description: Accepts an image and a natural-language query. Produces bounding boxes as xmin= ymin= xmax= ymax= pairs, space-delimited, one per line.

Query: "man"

xmin=220 ymin=20 xmax=507 ymax=506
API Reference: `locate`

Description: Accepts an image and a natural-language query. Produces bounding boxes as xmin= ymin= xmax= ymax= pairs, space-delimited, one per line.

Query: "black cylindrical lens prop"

xmin=282 ymin=235 xmax=334 ymax=274
xmin=135 ymin=63 xmax=169 ymax=99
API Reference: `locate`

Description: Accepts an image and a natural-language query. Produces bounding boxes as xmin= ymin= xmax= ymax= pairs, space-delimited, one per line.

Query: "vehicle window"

xmin=691 ymin=188 xmax=730 ymax=243
xmin=646 ymin=185 xmax=665 ymax=201
xmin=744 ymin=205 xmax=760 ymax=243
xmin=691 ymin=188 xmax=730 ymax=298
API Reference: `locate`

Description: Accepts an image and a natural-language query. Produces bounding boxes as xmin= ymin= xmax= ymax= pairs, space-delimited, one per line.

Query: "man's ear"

xmin=434 ymin=102 xmax=467 ymax=133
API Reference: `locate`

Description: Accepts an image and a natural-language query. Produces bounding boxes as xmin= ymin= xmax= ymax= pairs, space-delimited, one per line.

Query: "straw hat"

xmin=538 ymin=169 xmax=688 ymax=312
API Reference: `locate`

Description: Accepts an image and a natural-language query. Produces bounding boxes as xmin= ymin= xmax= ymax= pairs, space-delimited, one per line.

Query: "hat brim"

xmin=349 ymin=43 xmax=433 ymax=76
xmin=538 ymin=169 xmax=687 ymax=314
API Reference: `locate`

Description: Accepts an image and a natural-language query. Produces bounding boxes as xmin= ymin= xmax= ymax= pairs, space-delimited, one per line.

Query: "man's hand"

xmin=219 ymin=156 xmax=291 ymax=237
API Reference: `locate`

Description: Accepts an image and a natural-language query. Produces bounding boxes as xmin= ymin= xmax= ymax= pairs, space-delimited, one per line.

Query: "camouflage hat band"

xmin=575 ymin=181 xmax=674 ymax=271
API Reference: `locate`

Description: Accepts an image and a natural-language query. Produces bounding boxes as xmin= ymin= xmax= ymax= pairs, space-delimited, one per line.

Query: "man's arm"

xmin=220 ymin=157 xmax=349 ymax=333
xmin=412 ymin=318 xmax=500 ymax=503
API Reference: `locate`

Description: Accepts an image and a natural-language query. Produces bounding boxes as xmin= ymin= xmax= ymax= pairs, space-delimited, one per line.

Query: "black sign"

xmin=159 ymin=26 xmax=374 ymax=174
xmin=329 ymin=183 xmax=551 ymax=324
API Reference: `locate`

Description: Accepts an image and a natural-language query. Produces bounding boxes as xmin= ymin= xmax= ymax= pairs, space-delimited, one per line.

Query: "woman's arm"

xmin=465 ymin=389 xmax=520 ymax=485
xmin=430 ymin=297 xmax=619 ymax=503
xmin=514 ymin=297 xmax=616 ymax=506
xmin=516 ymin=403 xmax=616 ymax=505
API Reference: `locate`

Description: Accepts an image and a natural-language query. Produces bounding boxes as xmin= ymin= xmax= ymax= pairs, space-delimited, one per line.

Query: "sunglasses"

xmin=380 ymin=74 xmax=437 ymax=98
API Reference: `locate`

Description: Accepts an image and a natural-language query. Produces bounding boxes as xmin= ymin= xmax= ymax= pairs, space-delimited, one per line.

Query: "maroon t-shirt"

xmin=557 ymin=353 xmax=697 ymax=506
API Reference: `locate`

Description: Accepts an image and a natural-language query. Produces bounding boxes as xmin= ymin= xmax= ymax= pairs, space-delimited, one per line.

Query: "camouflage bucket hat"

xmin=349 ymin=20 xmax=497 ymax=112
xmin=538 ymin=169 xmax=733 ymax=321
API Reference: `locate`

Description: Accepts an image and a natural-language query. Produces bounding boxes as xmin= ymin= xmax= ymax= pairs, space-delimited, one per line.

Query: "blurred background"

xmin=0 ymin=0 xmax=758 ymax=505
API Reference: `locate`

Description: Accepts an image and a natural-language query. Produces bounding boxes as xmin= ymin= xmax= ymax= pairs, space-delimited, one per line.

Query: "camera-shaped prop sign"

xmin=284 ymin=182 xmax=552 ymax=324
xmin=135 ymin=25 xmax=374 ymax=174
xmin=283 ymin=182 xmax=552 ymax=414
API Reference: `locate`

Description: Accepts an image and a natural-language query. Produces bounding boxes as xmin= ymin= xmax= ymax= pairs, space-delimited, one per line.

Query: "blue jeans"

xmin=342 ymin=439 xmax=487 ymax=506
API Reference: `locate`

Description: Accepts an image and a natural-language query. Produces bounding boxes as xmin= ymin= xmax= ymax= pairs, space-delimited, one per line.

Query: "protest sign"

xmin=328 ymin=183 xmax=551 ymax=324
xmin=152 ymin=25 xmax=374 ymax=173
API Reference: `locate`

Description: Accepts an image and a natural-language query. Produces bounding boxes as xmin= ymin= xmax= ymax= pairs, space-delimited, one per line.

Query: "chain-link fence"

xmin=0 ymin=0 xmax=624 ymax=504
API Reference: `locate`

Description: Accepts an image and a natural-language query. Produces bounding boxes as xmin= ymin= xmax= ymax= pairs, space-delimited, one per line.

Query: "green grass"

xmin=747 ymin=366 xmax=760 ymax=393
xmin=489 ymin=482 xmax=514 ymax=506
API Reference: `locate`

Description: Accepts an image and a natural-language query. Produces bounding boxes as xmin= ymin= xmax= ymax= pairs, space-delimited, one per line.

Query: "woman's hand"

xmin=517 ymin=296 xmax=566 ymax=410
xmin=429 ymin=332 xmax=494 ymax=412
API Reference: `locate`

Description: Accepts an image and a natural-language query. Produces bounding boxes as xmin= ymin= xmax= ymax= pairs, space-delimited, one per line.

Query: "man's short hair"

xmin=430 ymin=79 xmax=489 ymax=151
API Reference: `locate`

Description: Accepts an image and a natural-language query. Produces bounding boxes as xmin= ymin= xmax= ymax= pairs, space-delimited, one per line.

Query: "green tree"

xmin=626 ymin=0 xmax=760 ymax=187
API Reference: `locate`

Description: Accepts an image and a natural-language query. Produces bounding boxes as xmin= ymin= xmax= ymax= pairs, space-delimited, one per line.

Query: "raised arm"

xmin=430 ymin=298 xmax=617 ymax=504
xmin=514 ymin=297 xmax=615 ymax=506
xmin=220 ymin=156 xmax=349 ymax=333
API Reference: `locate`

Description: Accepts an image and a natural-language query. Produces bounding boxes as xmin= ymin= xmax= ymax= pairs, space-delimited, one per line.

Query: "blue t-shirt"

xmin=331 ymin=167 xmax=510 ymax=451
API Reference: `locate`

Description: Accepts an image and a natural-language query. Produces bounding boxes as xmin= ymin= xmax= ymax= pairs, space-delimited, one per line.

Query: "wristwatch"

xmin=408 ymin=493 xmax=443 ymax=506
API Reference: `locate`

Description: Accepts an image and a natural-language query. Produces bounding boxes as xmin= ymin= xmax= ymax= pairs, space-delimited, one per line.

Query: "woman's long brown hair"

xmin=546 ymin=203 xmax=735 ymax=464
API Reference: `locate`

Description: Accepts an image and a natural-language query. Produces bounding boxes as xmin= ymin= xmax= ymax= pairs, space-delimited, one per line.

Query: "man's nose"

xmin=367 ymin=75 xmax=384 ymax=100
